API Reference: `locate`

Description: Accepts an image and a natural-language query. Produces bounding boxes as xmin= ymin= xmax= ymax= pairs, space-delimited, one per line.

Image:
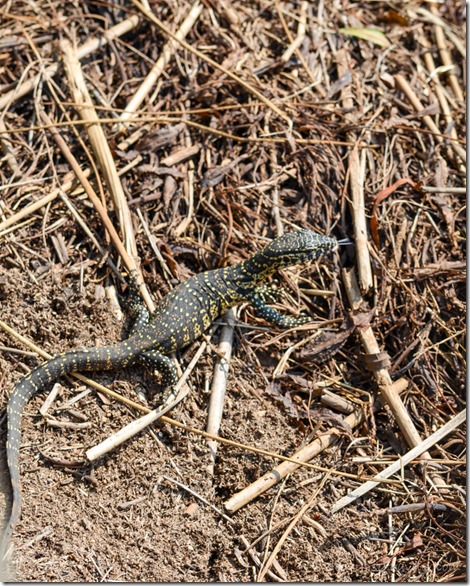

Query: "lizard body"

xmin=3 ymin=229 xmax=337 ymax=548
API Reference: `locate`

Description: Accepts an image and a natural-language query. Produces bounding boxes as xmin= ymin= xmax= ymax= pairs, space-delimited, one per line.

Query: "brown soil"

xmin=0 ymin=0 xmax=466 ymax=582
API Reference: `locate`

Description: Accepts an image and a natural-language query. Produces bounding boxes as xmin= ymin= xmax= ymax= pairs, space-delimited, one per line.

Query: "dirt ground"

xmin=0 ymin=0 xmax=466 ymax=582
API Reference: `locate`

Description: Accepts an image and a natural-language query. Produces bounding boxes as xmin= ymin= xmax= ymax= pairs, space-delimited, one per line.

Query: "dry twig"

xmin=332 ymin=409 xmax=466 ymax=513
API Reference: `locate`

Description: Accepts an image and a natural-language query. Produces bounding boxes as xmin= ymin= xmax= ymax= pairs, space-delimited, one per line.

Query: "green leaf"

xmin=340 ymin=27 xmax=391 ymax=48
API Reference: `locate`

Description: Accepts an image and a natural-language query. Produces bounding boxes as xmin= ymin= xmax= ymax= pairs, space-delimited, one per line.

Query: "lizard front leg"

xmin=247 ymin=290 xmax=311 ymax=327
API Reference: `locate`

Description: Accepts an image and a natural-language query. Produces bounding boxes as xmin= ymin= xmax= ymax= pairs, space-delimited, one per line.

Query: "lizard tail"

xmin=2 ymin=342 xmax=141 ymax=557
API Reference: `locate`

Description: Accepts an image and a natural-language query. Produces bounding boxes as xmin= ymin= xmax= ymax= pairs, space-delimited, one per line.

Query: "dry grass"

xmin=0 ymin=0 xmax=465 ymax=581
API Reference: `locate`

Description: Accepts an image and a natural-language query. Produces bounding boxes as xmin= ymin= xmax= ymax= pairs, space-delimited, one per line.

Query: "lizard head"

xmin=260 ymin=230 xmax=338 ymax=268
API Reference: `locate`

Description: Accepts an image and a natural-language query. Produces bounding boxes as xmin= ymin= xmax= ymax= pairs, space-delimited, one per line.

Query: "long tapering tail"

xmin=2 ymin=341 xmax=143 ymax=556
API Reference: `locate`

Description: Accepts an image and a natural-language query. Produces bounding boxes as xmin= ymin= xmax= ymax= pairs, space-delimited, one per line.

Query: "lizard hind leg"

xmin=124 ymin=281 xmax=179 ymax=403
xmin=123 ymin=276 xmax=151 ymax=337
xmin=127 ymin=302 xmax=151 ymax=337
xmin=138 ymin=349 xmax=179 ymax=404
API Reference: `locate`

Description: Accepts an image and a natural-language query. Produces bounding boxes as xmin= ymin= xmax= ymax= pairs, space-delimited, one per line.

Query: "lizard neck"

xmin=232 ymin=251 xmax=281 ymax=289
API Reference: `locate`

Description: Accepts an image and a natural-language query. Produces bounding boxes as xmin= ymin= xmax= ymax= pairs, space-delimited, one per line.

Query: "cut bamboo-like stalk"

xmin=349 ymin=147 xmax=373 ymax=291
xmin=224 ymin=378 xmax=409 ymax=513
xmin=281 ymin=1 xmax=308 ymax=62
xmin=0 ymin=16 xmax=139 ymax=112
xmin=331 ymin=409 xmax=465 ymax=513
xmin=395 ymin=74 xmax=442 ymax=137
xmin=0 ymin=171 xmax=89 ymax=235
xmin=129 ymin=0 xmax=291 ymax=125
xmin=342 ymin=267 xmax=447 ymax=490
xmin=61 ymin=39 xmax=138 ymax=260
xmin=336 ymin=48 xmax=373 ymax=292
xmin=118 ymin=2 xmax=203 ymax=126
xmin=206 ymin=309 xmax=237 ymax=472
xmin=419 ymin=34 xmax=459 ymax=137
xmin=39 ymin=111 xmax=154 ymax=311
xmin=86 ymin=342 xmax=207 ymax=462
xmin=394 ymin=73 xmax=466 ymax=163
xmin=430 ymin=3 xmax=464 ymax=103
xmin=418 ymin=33 xmax=465 ymax=167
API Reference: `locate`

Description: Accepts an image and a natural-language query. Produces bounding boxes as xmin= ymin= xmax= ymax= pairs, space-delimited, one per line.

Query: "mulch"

xmin=0 ymin=0 xmax=465 ymax=581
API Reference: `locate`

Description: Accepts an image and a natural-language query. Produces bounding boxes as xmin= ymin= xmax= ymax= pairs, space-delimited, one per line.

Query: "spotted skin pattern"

xmin=3 ymin=230 xmax=337 ymax=548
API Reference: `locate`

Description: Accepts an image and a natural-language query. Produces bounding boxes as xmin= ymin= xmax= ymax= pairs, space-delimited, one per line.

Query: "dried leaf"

xmin=298 ymin=324 xmax=353 ymax=362
xmin=340 ymin=27 xmax=391 ymax=48
xmin=265 ymin=381 xmax=303 ymax=420
xmin=404 ymin=533 xmax=424 ymax=551
xmin=370 ymin=178 xmax=419 ymax=246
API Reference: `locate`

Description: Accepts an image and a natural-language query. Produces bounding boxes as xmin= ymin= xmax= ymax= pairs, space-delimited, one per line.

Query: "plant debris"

xmin=0 ymin=0 xmax=465 ymax=581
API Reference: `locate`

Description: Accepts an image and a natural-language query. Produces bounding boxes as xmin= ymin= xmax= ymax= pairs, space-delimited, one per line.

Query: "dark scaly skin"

xmin=3 ymin=230 xmax=337 ymax=550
